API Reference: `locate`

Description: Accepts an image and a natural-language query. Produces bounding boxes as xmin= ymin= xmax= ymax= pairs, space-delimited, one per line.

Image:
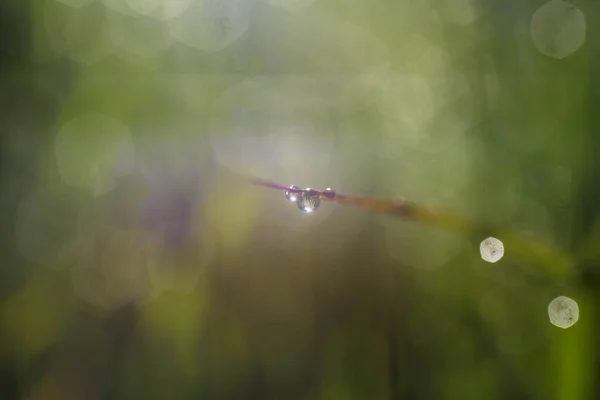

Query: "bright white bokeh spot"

xmin=55 ymin=113 xmax=135 ymax=196
xmin=548 ymin=296 xmax=579 ymax=328
xmin=168 ymin=0 xmax=250 ymax=52
xmin=480 ymin=237 xmax=504 ymax=263
xmin=531 ymin=0 xmax=586 ymax=59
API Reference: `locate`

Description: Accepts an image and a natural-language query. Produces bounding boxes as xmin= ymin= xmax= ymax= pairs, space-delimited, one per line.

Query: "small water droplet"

xmin=285 ymin=185 xmax=301 ymax=202
xmin=297 ymin=189 xmax=320 ymax=213
xmin=323 ymin=187 xmax=336 ymax=199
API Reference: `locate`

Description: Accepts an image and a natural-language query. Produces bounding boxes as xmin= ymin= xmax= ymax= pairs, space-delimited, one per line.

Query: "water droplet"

xmin=480 ymin=237 xmax=504 ymax=263
xmin=323 ymin=187 xmax=336 ymax=199
xmin=297 ymin=189 xmax=320 ymax=213
xmin=285 ymin=185 xmax=301 ymax=202
xmin=548 ymin=296 xmax=579 ymax=329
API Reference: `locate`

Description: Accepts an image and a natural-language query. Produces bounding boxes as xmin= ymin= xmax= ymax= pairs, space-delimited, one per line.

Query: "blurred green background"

xmin=1 ymin=0 xmax=599 ymax=399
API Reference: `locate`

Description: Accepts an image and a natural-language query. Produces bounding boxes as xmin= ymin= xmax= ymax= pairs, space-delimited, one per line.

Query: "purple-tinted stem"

xmin=252 ymin=179 xmax=323 ymax=196
xmin=252 ymin=179 xmax=414 ymax=217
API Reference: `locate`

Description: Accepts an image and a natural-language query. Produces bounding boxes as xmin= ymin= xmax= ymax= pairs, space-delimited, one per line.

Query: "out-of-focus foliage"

xmin=1 ymin=0 xmax=600 ymax=399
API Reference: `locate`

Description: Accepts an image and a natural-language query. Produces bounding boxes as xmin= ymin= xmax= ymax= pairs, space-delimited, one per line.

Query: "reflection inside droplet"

xmin=285 ymin=185 xmax=301 ymax=202
xmin=297 ymin=189 xmax=320 ymax=213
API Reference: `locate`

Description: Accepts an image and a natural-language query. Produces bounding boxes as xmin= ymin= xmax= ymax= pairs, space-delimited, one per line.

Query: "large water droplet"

xmin=480 ymin=237 xmax=504 ymax=263
xmin=297 ymin=189 xmax=320 ymax=213
xmin=285 ymin=185 xmax=301 ymax=202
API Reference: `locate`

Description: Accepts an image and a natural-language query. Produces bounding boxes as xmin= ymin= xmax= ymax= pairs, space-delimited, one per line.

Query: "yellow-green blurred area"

xmin=1 ymin=0 xmax=600 ymax=398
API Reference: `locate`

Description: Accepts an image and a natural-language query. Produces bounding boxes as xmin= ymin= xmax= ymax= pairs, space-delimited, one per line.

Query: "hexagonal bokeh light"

xmin=548 ymin=296 xmax=579 ymax=329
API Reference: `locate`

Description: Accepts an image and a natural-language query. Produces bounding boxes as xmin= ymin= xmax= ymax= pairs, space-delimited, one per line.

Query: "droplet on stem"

xmin=323 ymin=187 xmax=336 ymax=199
xmin=297 ymin=189 xmax=320 ymax=213
xmin=285 ymin=185 xmax=301 ymax=202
